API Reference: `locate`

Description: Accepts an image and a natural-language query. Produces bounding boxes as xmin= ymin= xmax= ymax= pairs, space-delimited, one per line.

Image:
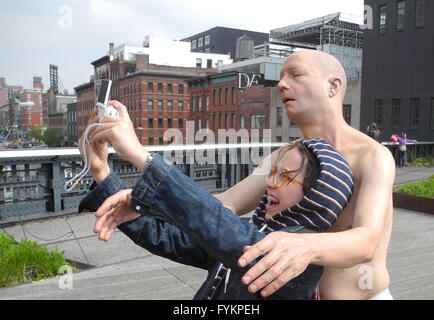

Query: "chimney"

xmin=135 ymin=54 xmax=149 ymax=71
xmin=109 ymin=43 xmax=114 ymax=57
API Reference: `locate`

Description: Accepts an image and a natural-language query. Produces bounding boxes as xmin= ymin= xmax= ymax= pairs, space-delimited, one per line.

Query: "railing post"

xmin=236 ymin=149 xmax=241 ymax=184
xmin=0 ymin=165 xmax=4 ymax=204
xmin=51 ymin=158 xmax=63 ymax=212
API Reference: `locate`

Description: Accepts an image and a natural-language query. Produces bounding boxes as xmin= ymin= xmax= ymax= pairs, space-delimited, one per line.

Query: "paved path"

xmin=0 ymin=167 xmax=433 ymax=300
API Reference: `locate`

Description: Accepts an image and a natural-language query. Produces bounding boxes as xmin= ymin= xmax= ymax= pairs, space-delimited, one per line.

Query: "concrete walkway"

xmin=0 ymin=167 xmax=433 ymax=300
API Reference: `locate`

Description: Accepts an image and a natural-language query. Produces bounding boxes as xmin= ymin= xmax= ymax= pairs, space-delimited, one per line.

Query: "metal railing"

xmin=0 ymin=143 xmax=282 ymax=226
xmin=382 ymin=142 xmax=434 ymax=165
xmin=1 ymin=142 xmax=433 ymax=226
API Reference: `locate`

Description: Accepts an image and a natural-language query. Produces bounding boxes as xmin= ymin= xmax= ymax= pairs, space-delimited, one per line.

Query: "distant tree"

xmin=28 ymin=127 xmax=44 ymax=142
xmin=43 ymin=128 xmax=63 ymax=147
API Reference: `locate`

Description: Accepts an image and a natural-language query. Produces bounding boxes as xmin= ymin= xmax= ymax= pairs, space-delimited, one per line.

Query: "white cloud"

xmin=89 ymin=0 xmax=134 ymax=20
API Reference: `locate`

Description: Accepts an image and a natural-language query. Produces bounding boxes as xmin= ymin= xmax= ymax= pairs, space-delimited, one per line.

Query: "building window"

xmin=219 ymin=88 xmax=222 ymax=105
xmin=379 ymin=4 xmax=388 ymax=34
xmin=232 ymin=87 xmax=236 ymax=104
xmin=276 ymin=107 xmax=282 ymax=126
xmin=198 ymin=96 xmax=202 ymax=111
xmin=148 ymin=137 xmax=154 ymax=145
xmin=276 ymin=136 xmax=282 ymax=143
xmin=213 ymin=89 xmax=216 ymax=106
xmin=225 ymin=88 xmax=228 ymax=105
xmin=430 ymin=98 xmax=434 ymax=129
xmin=191 ymin=96 xmax=196 ymax=112
xmin=157 ymin=83 xmax=163 ymax=94
xmin=168 ymin=100 xmax=173 ymax=112
xmin=415 ymin=0 xmax=425 ymax=28
xmin=396 ymin=1 xmax=406 ymax=31
xmin=178 ymin=118 xmax=184 ymax=129
xmin=148 ymin=117 xmax=153 ymax=129
xmin=178 ymin=100 xmax=184 ymax=112
xmin=206 ymin=96 xmax=209 ymax=111
xmin=392 ymin=99 xmax=401 ymax=129
xmin=343 ymin=104 xmax=351 ymax=125
xmin=207 ymin=59 xmax=212 ymax=68
xmin=240 ymin=115 xmax=245 ymax=129
xmin=167 ymin=83 xmax=172 ymax=94
xmin=148 ymin=82 xmax=153 ymax=93
xmin=206 ymin=118 xmax=209 ymax=129
xmin=167 ymin=118 xmax=172 ymax=128
xmin=213 ymin=113 xmax=216 ymax=130
xmin=178 ymin=84 xmax=184 ymax=94
xmin=225 ymin=113 xmax=228 ymax=129
xmin=159 ymin=137 xmax=164 ymax=145
xmin=375 ymin=99 xmax=383 ymax=129
xmin=231 ymin=112 xmax=235 ymax=128
xmin=191 ymin=40 xmax=197 ymax=50
xmin=198 ymin=37 xmax=203 ymax=48
xmin=148 ymin=100 xmax=153 ymax=111
xmin=410 ymin=98 xmax=420 ymax=128
xmin=158 ymin=100 xmax=163 ymax=111
xmin=196 ymin=58 xmax=202 ymax=68
xmin=251 ymin=114 xmax=266 ymax=130
xmin=158 ymin=118 xmax=163 ymax=128
xmin=204 ymin=35 xmax=210 ymax=46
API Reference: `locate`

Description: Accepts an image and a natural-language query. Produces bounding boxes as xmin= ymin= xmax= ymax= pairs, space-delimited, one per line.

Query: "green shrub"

xmin=395 ymin=175 xmax=434 ymax=199
xmin=0 ymin=232 xmax=71 ymax=287
xmin=411 ymin=157 xmax=434 ymax=167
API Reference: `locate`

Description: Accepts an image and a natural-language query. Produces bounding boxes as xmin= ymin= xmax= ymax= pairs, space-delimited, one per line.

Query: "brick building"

xmin=188 ymin=71 xmax=240 ymax=144
xmin=18 ymin=77 xmax=44 ymax=131
xmin=75 ymin=55 xmax=218 ymax=145
xmin=74 ymin=82 xmax=95 ymax=138
xmin=188 ymin=71 xmax=274 ymax=144
xmin=119 ymin=64 xmax=217 ymax=146
xmin=237 ymin=85 xmax=271 ymax=141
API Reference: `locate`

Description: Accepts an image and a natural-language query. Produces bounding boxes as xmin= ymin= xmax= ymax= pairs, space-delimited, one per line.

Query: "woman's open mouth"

xmin=266 ymin=194 xmax=280 ymax=210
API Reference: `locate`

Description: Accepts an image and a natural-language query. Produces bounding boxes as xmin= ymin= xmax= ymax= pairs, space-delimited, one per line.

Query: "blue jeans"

xmin=398 ymin=150 xmax=406 ymax=167
xmin=80 ymin=154 xmax=323 ymax=299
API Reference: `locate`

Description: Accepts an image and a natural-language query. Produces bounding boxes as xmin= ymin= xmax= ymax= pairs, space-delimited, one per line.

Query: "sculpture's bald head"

xmin=286 ymin=49 xmax=347 ymax=100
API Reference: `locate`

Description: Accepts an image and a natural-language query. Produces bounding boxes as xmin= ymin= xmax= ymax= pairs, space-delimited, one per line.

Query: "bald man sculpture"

xmin=232 ymin=50 xmax=395 ymax=300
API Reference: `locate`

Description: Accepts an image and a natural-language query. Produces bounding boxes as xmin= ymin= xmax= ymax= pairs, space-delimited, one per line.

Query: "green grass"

xmin=410 ymin=156 xmax=434 ymax=167
xmin=0 ymin=232 xmax=72 ymax=288
xmin=394 ymin=175 xmax=434 ymax=199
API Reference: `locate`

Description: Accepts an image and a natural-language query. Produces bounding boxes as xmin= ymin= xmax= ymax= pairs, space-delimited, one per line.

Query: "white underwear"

xmin=369 ymin=288 xmax=393 ymax=300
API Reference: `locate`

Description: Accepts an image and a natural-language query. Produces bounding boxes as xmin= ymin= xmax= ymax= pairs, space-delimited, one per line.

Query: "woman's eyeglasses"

xmin=266 ymin=167 xmax=303 ymax=189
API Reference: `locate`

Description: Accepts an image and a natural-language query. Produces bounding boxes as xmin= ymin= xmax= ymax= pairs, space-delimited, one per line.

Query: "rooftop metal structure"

xmin=270 ymin=12 xmax=363 ymax=49
xmin=269 ymin=12 xmax=364 ymax=80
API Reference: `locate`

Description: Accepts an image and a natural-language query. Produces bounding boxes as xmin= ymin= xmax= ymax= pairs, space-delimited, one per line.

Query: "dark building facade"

xmin=361 ymin=0 xmax=434 ymax=141
xmin=66 ymin=102 xmax=78 ymax=147
xmin=181 ymin=26 xmax=269 ymax=61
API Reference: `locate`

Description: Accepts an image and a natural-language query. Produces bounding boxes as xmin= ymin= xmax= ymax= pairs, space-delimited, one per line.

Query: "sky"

xmin=0 ymin=0 xmax=364 ymax=94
